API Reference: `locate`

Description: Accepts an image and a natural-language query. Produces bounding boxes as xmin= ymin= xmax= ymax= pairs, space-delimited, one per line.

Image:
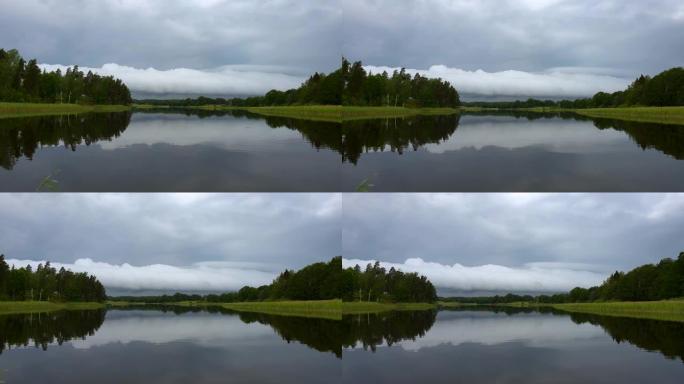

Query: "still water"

xmin=0 ymin=110 xmax=341 ymax=191
xmin=1 ymin=307 xmax=683 ymax=383
xmin=0 ymin=307 xmax=340 ymax=383
xmin=342 ymin=112 xmax=684 ymax=191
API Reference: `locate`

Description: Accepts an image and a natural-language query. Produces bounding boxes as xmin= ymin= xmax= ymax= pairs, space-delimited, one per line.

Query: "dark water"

xmin=343 ymin=307 xmax=684 ymax=383
xmin=0 ymin=307 xmax=341 ymax=384
xmin=342 ymin=112 xmax=684 ymax=191
xmin=2 ymin=307 xmax=683 ymax=383
xmin=0 ymin=110 xmax=341 ymax=192
xmin=2 ymin=110 xmax=684 ymax=191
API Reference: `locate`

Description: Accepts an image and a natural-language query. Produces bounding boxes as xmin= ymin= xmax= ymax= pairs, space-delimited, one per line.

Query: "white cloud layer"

xmin=39 ymin=63 xmax=306 ymax=96
xmin=365 ymin=65 xmax=630 ymax=98
xmin=343 ymin=258 xmax=605 ymax=292
xmin=7 ymin=258 xmax=276 ymax=291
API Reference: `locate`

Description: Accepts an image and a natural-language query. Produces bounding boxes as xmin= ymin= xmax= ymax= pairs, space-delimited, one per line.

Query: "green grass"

xmin=0 ymin=102 xmax=131 ymax=119
xmin=342 ymin=106 xmax=459 ymax=121
xmin=171 ymin=300 xmax=342 ymax=320
xmin=342 ymin=301 xmax=436 ymax=314
xmin=0 ymin=301 xmax=105 ymax=315
xmin=552 ymin=299 xmax=684 ymax=322
xmin=575 ymin=106 xmax=684 ymax=125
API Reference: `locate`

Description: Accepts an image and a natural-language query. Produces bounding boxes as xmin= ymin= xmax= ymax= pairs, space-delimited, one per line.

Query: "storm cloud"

xmin=343 ymin=194 xmax=684 ymax=293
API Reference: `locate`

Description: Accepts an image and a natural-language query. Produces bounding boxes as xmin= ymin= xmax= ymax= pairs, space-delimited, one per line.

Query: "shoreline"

xmin=0 ymin=102 xmax=131 ymax=119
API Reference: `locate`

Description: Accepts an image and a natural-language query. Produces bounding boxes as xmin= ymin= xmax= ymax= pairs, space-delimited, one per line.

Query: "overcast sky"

xmin=0 ymin=0 xmax=341 ymax=97
xmin=344 ymin=0 xmax=684 ymax=99
xmin=343 ymin=194 xmax=684 ymax=294
xmin=1 ymin=194 xmax=341 ymax=293
xmin=2 ymin=1 xmax=682 ymax=99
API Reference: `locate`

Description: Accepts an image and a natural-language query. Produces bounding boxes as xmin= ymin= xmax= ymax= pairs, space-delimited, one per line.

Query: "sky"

xmin=342 ymin=194 xmax=684 ymax=295
xmin=344 ymin=0 xmax=684 ymax=99
xmin=2 ymin=0 xmax=682 ymax=99
xmin=2 ymin=193 xmax=683 ymax=295
xmin=0 ymin=0 xmax=341 ymax=98
xmin=0 ymin=193 xmax=342 ymax=293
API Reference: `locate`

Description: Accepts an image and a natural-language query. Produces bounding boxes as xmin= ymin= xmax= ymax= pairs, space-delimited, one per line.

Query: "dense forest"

xmin=342 ymin=59 xmax=460 ymax=108
xmin=464 ymin=67 xmax=684 ymax=109
xmin=442 ymin=252 xmax=684 ymax=304
xmin=341 ymin=261 xmax=437 ymax=303
xmin=0 ymin=48 xmax=132 ymax=105
xmin=0 ymin=254 xmax=107 ymax=302
xmin=110 ymin=257 xmax=343 ymax=303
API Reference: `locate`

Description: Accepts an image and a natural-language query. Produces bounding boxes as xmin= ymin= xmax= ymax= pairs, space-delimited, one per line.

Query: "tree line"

xmin=342 ymin=58 xmax=460 ymax=108
xmin=340 ymin=261 xmax=437 ymax=303
xmin=442 ymin=251 xmax=684 ymax=304
xmin=0 ymin=254 xmax=107 ymax=302
xmin=110 ymin=257 xmax=343 ymax=303
xmin=135 ymin=58 xmax=461 ymax=108
xmin=0 ymin=48 xmax=132 ymax=105
xmin=464 ymin=67 xmax=684 ymax=109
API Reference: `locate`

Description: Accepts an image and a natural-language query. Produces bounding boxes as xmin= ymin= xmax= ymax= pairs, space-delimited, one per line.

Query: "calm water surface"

xmin=343 ymin=307 xmax=684 ymax=383
xmin=1 ymin=307 xmax=683 ymax=383
xmin=0 ymin=307 xmax=340 ymax=383
xmin=0 ymin=110 xmax=341 ymax=191
xmin=342 ymin=112 xmax=684 ymax=191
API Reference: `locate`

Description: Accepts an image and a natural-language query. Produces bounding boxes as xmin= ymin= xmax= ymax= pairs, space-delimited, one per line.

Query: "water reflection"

xmin=341 ymin=310 xmax=437 ymax=352
xmin=0 ymin=111 xmax=340 ymax=191
xmin=342 ymin=113 xmax=684 ymax=191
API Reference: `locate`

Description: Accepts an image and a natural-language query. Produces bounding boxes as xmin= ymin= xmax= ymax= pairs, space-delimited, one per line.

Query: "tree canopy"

xmin=0 ymin=254 xmax=107 ymax=302
xmin=0 ymin=48 xmax=132 ymax=105
xmin=341 ymin=261 xmax=437 ymax=303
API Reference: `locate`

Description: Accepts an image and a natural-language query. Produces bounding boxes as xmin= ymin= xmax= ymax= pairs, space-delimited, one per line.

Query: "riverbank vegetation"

xmin=575 ymin=106 xmax=684 ymax=125
xmin=0 ymin=48 xmax=131 ymax=105
xmin=342 ymin=301 xmax=436 ymax=314
xmin=175 ymin=300 xmax=341 ymax=320
xmin=0 ymin=255 xmax=107 ymax=303
xmin=0 ymin=102 xmax=131 ymax=119
xmin=0 ymin=301 xmax=104 ymax=315
xmin=553 ymin=300 xmax=684 ymax=323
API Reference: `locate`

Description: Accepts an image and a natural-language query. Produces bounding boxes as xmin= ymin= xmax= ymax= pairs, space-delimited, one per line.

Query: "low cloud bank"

xmin=365 ymin=65 xmax=630 ymax=99
xmin=7 ymin=258 xmax=276 ymax=292
xmin=39 ymin=63 xmax=306 ymax=97
xmin=343 ymin=258 xmax=605 ymax=293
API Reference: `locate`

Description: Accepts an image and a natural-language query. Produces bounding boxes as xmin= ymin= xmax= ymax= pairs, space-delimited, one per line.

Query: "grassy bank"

xmin=0 ymin=301 xmax=105 ymax=315
xmin=173 ymin=299 xmax=342 ymax=320
xmin=0 ymin=102 xmax=131 ymax=119
xmin=342 ymin=106 xmax=459 ymax=121
xmin=552 ymin=300 xmax=684 ymax=322
xmin=575 ymin=106 xmax=684 ymax=125
xmin=342 ymin=301 xmax=436 ymax=314
xmin=187 ymin=105 xmax=342 ymax=122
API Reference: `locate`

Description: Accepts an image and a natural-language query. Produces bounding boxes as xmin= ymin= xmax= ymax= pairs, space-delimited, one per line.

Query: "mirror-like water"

xmin=0 ymin=110 xmax=341 ymax=192
xmin=1 ymin=307 xmax=683 ymax=383
xmin=2 ymin=111 xmax=684 ymax=191
xmin=342 ymin=113 xmax=684 ymax=191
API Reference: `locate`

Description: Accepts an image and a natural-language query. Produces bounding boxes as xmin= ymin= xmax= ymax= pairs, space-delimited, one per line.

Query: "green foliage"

xmin=342 ymin=58 xmax=460 ymax=108
xmin=342 ymin=261 xmax=437 ymax=303
xmin=0 ymin=48 xmax=131 ymax=105
xmin=0 ymin=254 xmax=107 ymax=302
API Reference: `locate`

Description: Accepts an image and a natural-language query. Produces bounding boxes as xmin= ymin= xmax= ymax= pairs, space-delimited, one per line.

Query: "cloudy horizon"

xmin=2 ymin=1 xmax=682 ymax=99
xmin=2 ymin=194 xmax=683 ymax=295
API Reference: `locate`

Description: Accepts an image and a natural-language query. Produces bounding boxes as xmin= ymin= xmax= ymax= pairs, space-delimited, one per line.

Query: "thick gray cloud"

xmin=1 ymin=194 xmax=341 ymax=291
xmin=0 ymin=0 xmax=341 ymax=96
xmin=343 ymin=194 xmax=684 ymax=293
xmin=344 ymin=0 xmax=684 ymax=98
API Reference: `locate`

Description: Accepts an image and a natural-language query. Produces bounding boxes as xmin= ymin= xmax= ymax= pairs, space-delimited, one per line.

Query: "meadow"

xmin=0 ymin=102 xmax=131 ymax=119
xmin=0 ymin=301 xmax=105 ymax=315
xmin=552 ymin=299 xmax=684 ymax=322
xmin=575 ymin=106 xmax=684 ymax=125
xmin=169 ymin=299 xmax=342 ymax=320
xmin=341 ymin=301 xmax=437 ymax=314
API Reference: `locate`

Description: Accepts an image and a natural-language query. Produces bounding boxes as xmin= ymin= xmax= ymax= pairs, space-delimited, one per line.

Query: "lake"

xmin=0 ymin=306 xmax=341 ymax=383
xmin=2 ymin=110 xmax=684 ymax=191
xmin=0 ymin=110 xmax=341 ymax=192
xmin=343 ymin=307 xmax=684 ymax=383
xmin=2 ymin=306 xmax=683 ymax=383
xmin=342 ymin=112 xmax=684 ymax=191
